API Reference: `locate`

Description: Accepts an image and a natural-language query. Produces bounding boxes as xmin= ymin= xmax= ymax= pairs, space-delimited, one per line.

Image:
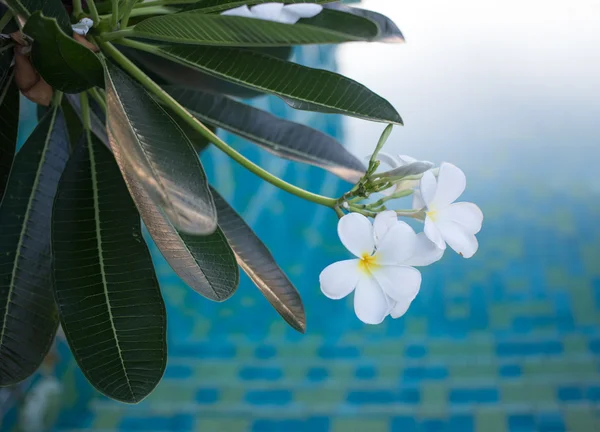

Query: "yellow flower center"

xmin=426 ymin=208 xmax=438 ymax=221
xmin=358 ymin=253 xmax=379 ymax=274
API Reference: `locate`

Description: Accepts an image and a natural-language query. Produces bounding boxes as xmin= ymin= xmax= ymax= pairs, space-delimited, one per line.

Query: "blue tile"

xmin=252 ymin=417 xmax=329 ymax=432
xmin=585 ymin=386 xmax=600 ymax=402
xmin=509 ymin=414 xmax=536 ymax=432
xmin=497 ymin=341 xmax=562 ymax=356
xmin=557 ymin=386 xmax=582 ymax=402
xmin=537 ymin=413 xmax=565 ymax=432
xmin=450 ymin=388 xmax=499 ymax=404
xmin=239 ymin=366 xmax=282 ymax=381
xmin=403 ymin=366 xmax=448 ymax=383
xmin=347 ymin=390 xmax=420 ymax=405
xmin=164 ymin=364 xmax=192 ymax=380
xmin=589 ymin=340 xmax=600 ymax=354
xmin=405 ymin=345 xmax=427 ymax=358
xmin=306 ymin=367 xmax=328 ymax=382
xmin=355 ymin=365 xmax=377 ymax=380
xmin=317 ymin=345 xmax=360 ymax=359
xmin=448 ymin=415 xmax=474 ymax=432
xmin=246 ymin=390 xmax=292 ymax=405
xmin=170 ymin=343 xmax=236 ymax=358
xmin=421 ymin=419 xmax=447 ymax=432
xmin=347 ymin=390 xmax=395 ymax=404
xmin=390 ymin=416 xmax=418 ymax=432
xmin=120 ymin=414 xmax=195 ymax=431
xmin=499 ymin=364 xmax=522 ymax=378
xmin=255 ymin=345 xmax=277 ymax=359
xmin=195 ymin=388 xmax=218 ymax=404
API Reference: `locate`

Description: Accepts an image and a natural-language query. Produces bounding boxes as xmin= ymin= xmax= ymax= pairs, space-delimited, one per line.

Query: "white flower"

xmin=72 ymin=18 xmax=94 ymax=36
xmin=420 ymin=162 xmax=483 ymax=258
xmin=221 ymin=3 xmax=323 ymax=24
xmin=375 ymin=153 xmax=433 ymax=209
xmin=320 ymin=211 xmax=440 ymax=324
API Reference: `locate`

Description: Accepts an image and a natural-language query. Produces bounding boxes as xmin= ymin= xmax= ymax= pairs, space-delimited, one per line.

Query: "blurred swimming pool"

xmin=4 ymin=1 xmax=600 ymax=431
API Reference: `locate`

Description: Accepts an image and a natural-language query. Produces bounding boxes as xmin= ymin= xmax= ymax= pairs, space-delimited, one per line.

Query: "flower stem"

xmin=73 ymin=0 xmax=83 ymax=17
xmin=80 ymin=92 xmax=91 ymax=130
xmin=88 ymin=87 xmax=107 ymax=114
xmin=100 ymin=29 xmax=133 ymax=41
xmin=87 ymin=0 xmax=101 ymax=23
xmin=368 ymin=124 xmax=393 ymax=172
xmin=111 ymin=0 xmax=118 ymax=30
xmin=97 ymin=40 xmax=338 ymax=209
xmin=120 ymin=0 xmax=139 ymax=28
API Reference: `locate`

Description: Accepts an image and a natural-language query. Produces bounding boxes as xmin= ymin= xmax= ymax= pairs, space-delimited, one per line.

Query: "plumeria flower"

xmin=419 ymin=163 xmax=483 ymax=258
xmin=371 ymin=211 xmax=443 ymax=318
xmin=374 ymin=153 xmax=434 ymax=209
xmin=72 ymin=18 xmax=94 ymax=36
xmin=221 ymin=3 xmax=323 ymax=24
xmin=320 ymin=211 xmax=440 ymax=324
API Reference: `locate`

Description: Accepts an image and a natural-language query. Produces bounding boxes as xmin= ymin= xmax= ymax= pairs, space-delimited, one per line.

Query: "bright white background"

xmin=338 ymin=0 xmax=600 ymax=187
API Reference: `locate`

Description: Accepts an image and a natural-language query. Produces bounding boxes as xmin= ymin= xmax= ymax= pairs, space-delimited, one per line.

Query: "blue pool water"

xmin=4 ymin=3 xmax=600 ymax=430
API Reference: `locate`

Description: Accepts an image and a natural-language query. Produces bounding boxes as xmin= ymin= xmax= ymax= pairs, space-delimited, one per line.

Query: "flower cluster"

xmin=221 ymin=3 xmax=323 ymax=24
xmin=320 ymin=159 xmax=483 ymax=324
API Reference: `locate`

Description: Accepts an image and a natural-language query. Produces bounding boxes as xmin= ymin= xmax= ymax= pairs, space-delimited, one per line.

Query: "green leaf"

xmin=52 ymin=131 xmax=166 ymax=403
xmin=124 ymin=160 xmax=239 ymax=302
xmin=129 ymin=43 xmax=402 ymax=124
xmin=121 ymin=46 xmax=291 ymax=99
xmin=323 ymin=3 xmax=405 ymax=43
xmin=0 ymin=55 xmax=18 ymax=201
xmin=184 ymin=0 xmax=335 ymax=14
xmin=166 ymin=86 xmax=365 ymax=182
xmin=104 ymin=61 xmax=218 ymax=235
xmin=211 ymin=188 xmax=306 ymax=333
xmin=23 ymin=12 xmax=104 ymax=93
xmin=131 ymin=9 xmax=378 ymax=47
xmin=60 ymin=98 xmax=84 ymax=151
xmin=65 ymin=95 xmax=238 ymax=302
xmin=4 ymin=0 xmax=71 ymax=34
xmin=0 ymin=106 xmax=69 ymax=386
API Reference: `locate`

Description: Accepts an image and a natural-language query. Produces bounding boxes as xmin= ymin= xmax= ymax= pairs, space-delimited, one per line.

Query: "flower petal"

xmin=251 ymin=3 xmax=285 ymax=21
xmin=373 ymin=210 xmax=397 ymax=243
xmin=437 ymin=219 xmax=479 ymax=258
xmin=390 ymin=294 xmax=418 ymax=319
xmin=374 ymin=221 xmax=417 ymax=265
xmin=221 ymin=5 xmax=253 ymax=18
xmin=430 ymin=162 xmax=466 ymax=208
xmin=283 ymin=4 xmax=323 ymax=18
xmin=405 ymin=232 xmax=445 ymax=266
xmin=371 ymin=265 xmax=421 ymax=303
xmin=338 ymin=213 xmax=375 ymax=257
xmin=440 ymin=202 xmax=483 ymax=234
xmin=419 ymin=170 xmax=437 ymax=207
xmin=353 ymin=276 xmax=389 ymax=325
xmin=320 ymin=259 xmax=360 ymax=299
xmin=424 ymin=215 xmax=446 ymax=250
xmin=397 ymin=154 xmax=418 ymax=164
xmin=412 ymin=189 xmax=426 ymax=209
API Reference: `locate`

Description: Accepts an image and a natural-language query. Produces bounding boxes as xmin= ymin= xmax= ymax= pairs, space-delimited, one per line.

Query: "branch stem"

xmin=98 ymin=40 xmax=338 ymax=209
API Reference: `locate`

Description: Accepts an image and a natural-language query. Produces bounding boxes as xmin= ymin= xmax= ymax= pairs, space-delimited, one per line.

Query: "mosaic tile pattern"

xmin=4 ymin=45 xmax=600 ymax=432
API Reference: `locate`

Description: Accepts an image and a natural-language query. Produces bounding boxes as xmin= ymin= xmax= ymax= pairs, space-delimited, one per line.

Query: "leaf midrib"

xmin=0 ymin=107 xmax=57 ymax=351
xmin=105 ymin=69 xmax=180 ymax=223
xmin=187 ymin=106 xmax=360 ymax=173
xmin=86 ymin=131 xmax=136 ymax=401
xmin=135 ymin=14 xmax=369 ymax=46
xmin=153 ymin=46 xmax=390 ymax=121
